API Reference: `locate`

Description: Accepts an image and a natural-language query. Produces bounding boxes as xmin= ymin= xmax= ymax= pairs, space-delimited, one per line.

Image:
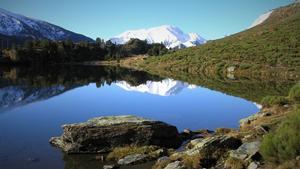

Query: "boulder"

xmin=157 ymin=156 xmax=170 ymax=163
xmin=185 ymin=135 xmax=242 ymax=156
xmin=50 ymin=115 xmax=182 ymax=153
xmin=152 ymin=148 xmax=168 ymax=157
xmin=189 ymin=138 xmax=203 ymax=147
xmin=164 ymin=161 xmax=186 ymax=169
xmin=247 ymin=162 xmax=259 ymax=169
xmin=230 ymin=141 xmax=261 ymax=161
xmin=103 ymin=164 xmax=119 ymax=169
xmin=117 ymin=154 xmax=149 ymax=165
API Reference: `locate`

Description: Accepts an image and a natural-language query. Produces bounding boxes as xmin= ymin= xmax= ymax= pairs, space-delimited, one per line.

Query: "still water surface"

xmin=0 ymin=66 xmax=259 ymax=169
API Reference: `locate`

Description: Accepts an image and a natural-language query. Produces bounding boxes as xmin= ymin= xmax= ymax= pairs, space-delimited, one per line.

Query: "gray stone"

xmin=227 ymin=73 xmax=235 ymax=80
xmin=189 ymin=138 xmax=203 ymax=147
xmin=255 ymin=125 xmax=269 ymax=134
xmin=117 ymin=154 xmax=149 ymax=165
xmin=227 ymin=66 xmax=236 ymax=72
xmin=153 ymin=148 xmax=168 ymax=157
xmin=230 ymin=141 xmax=261 ymax=161
xmin=50 ymin=115 xmax=182 ymax=153
xmin=240 ymin=112 xmax=272 ymax=127
xmin=247 ymin=162 xmax=259 ymax=169
xmin=103 ymin=164 xmax=119 ymax=169
xmin=164 ymin=161 xmax=186 ymax=169
xmin=157 ymin=156 xmax=170 ymax=163
xmin=185 ymin=135 xmax=242 ymax=155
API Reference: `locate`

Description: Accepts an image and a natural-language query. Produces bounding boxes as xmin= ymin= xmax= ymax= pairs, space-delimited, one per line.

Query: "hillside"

xmin=130 ymin=3 xmax=300 ymax=76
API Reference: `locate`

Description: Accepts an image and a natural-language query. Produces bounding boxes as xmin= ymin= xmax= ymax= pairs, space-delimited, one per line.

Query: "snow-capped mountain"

xmin=116 ymin=79 xmax=197 ymax=96
xmin=0 ymin=8 xmax=93 ymax=42
xmin=249 ymin=10 xmax=273 ymax=28
xmin=110 ymin=25 xmax=206 ymax=49
xmin=0 ymin=85 xmax=71 ymax=112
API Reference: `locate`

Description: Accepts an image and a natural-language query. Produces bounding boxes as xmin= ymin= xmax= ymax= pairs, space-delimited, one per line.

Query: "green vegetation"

xmin=127 ymin=3 xmax=300 ymax=77
xmin=260 ymin=82 xmax=300 ymax=107
xmin=0 ymin=38 xmax=168 ymax=64
xmin=261 ymin=96 xmax=289 ymax=107
xmin=260 ymin=108 xmax=300 ymax=163
xmin=289 ymin=83 xmax=300 ymax=101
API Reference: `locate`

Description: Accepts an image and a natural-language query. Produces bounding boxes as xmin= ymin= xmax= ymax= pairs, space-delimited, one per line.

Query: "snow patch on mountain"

xmin=0 ymin=8 xmax=93 ymax=42
xmin=110 ymin=25 xmax=206 ymax=49
xmin=249 ymin=10 xmax=273 ymax=28
xmin=115 ymin=79 xmax=197 ymax=96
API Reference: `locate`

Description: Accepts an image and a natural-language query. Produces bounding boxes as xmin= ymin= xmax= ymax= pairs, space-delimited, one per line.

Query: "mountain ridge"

xmin=110 ymin=25 xmax=206 ymax=49
xmin=0 ymin=8 xmax=94 ymax=43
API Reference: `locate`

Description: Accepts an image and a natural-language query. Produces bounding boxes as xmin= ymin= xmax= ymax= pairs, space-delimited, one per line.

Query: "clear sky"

xmin=0 ymin=0 xmax=294 ymax=40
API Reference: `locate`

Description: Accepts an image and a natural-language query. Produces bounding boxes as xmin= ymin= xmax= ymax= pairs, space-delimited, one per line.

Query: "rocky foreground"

xmin=50 ymin=115 xmax=182 ymax=153
xmin=50 ymin=108 xmax=288 ymax=169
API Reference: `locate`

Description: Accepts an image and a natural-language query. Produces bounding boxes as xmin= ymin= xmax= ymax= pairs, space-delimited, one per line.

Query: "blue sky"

xmin=0 ymin=0 xmax=294 ymax=40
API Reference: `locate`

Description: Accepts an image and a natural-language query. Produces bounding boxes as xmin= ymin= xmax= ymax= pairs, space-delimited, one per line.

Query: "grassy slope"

xmin=136 ymin=3 xmax=300 ymax=75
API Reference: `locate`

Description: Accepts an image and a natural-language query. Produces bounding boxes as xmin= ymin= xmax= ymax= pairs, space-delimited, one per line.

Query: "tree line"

xmin=0 ymin=38 xmax=168 ymax=64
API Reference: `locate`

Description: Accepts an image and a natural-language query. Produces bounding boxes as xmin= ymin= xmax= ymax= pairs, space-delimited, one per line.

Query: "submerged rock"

xmin=50 ymin=115 xmax=181 ymax=153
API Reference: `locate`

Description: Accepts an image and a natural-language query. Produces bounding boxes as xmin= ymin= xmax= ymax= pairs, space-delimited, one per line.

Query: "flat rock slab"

xmin=185 ymin=135 xmax=242 ymax=156
xmin=50 ymin=115 xmax=181 ymax=153
xmin=117 ymin=154 xmax=149 ymax=165
xmin=164 ymin=161 xmax=186 ymax=169
xmin=230 ymin=141 xmax=261 ymax=161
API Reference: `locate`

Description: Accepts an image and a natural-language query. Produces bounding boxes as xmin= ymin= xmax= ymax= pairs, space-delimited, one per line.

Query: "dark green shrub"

xmin=215 ymin=62 xmax=225 ymax=73
xmin=289 ymin=83 xmax=300 ymax=102
xmin=260 ymin=109 xmax=300 ymax=163
xmin=261 ymin=96 xmax=289 ymax=107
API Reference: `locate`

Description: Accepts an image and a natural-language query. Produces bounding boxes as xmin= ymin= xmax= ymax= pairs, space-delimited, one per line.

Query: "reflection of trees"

xmin=0 ymin=65 xmax=163 ymax=89
xmin=143 ymin=68 xmax=297 ymax=102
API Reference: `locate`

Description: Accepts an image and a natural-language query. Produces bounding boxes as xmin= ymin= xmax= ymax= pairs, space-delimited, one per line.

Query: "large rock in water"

xmin=50 ymin=115 xmax=181 ymax=153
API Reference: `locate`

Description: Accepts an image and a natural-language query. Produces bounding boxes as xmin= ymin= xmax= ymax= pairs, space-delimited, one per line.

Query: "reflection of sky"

xmin=0 ymin=80 xmax=259 ymax=169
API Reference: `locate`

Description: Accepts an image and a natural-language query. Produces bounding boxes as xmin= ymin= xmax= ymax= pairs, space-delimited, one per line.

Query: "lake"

xmin=0 ymin=65 xmax=260 ymax=169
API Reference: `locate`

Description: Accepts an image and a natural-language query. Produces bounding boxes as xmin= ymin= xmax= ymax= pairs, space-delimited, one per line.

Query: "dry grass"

xmin=152 ymin=158 xmax=172 ymax=169
xmin=225 ymin=157 xmax=245 ymax=169
xmin=106 ymin=145 xmax=158 ymax=161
